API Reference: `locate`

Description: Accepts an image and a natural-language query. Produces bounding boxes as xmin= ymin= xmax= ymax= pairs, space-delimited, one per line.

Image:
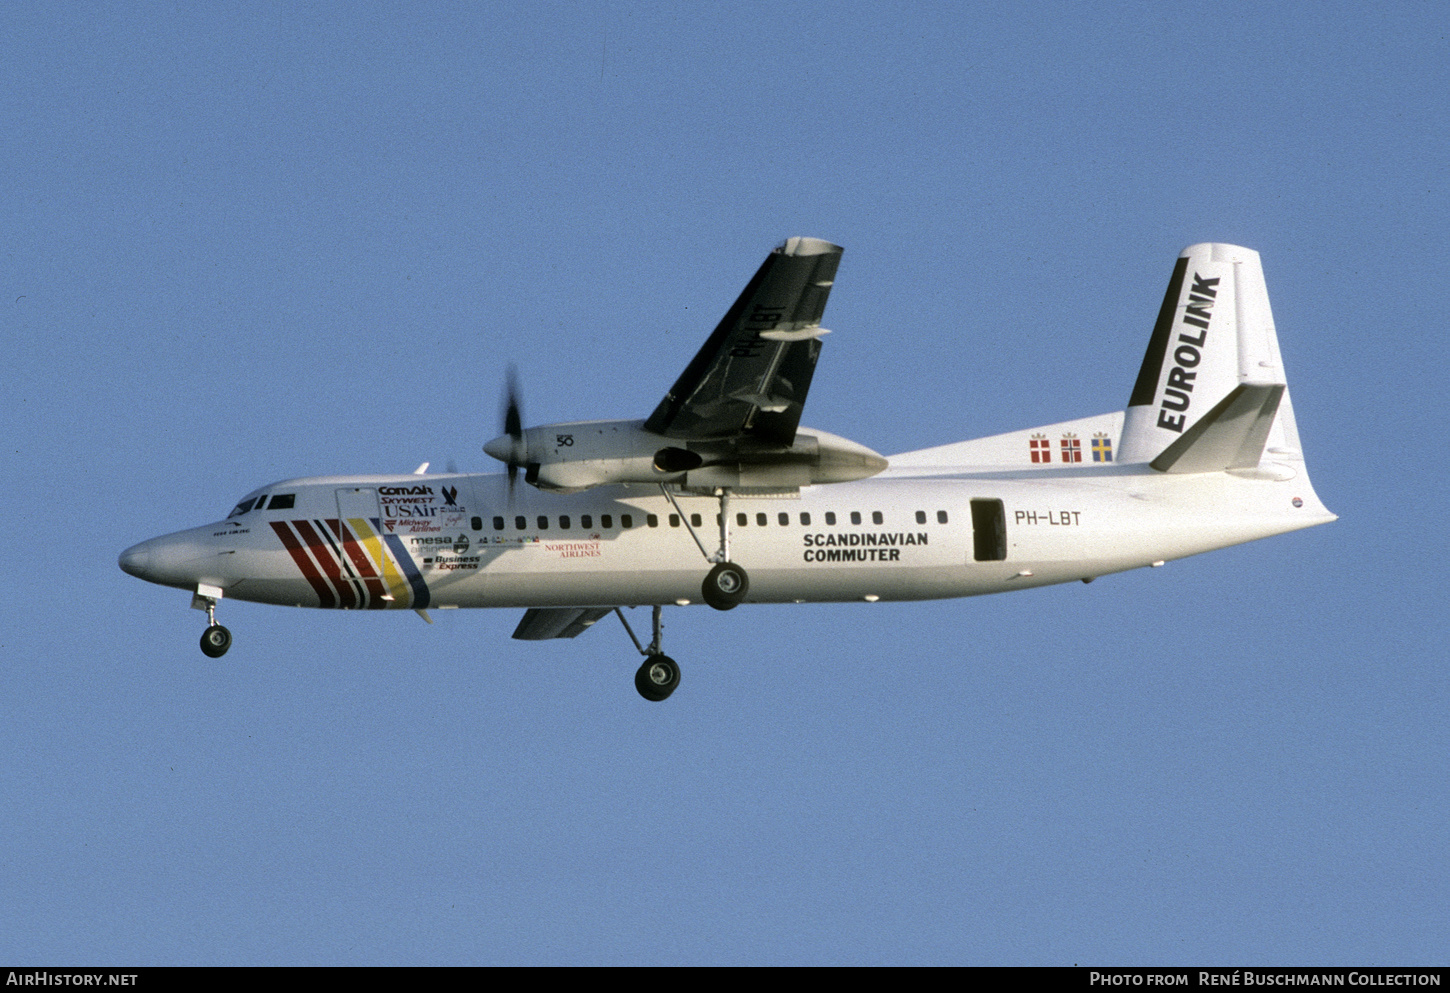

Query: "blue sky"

xmin=2 ymin=1 xmax=1446 ymax=965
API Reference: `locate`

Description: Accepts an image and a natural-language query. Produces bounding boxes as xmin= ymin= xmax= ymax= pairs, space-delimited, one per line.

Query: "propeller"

xmin=499 ymin=365 xmax=525 ymax=498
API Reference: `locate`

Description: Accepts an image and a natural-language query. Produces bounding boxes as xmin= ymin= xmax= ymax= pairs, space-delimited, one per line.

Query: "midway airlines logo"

xmin=1157 ymin=272 xmax=1219 ymax=433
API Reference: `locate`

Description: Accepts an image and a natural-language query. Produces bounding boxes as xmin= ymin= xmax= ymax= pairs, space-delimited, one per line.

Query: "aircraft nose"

xmin=118 ymin=541 xmax=152 ymax=579
xmin=118 ymin=530 xmax=221 ymax=589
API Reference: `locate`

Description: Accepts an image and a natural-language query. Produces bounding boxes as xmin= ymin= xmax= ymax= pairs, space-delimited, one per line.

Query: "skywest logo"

xmin=1157 ymin=273 xmax=1219 ymax=433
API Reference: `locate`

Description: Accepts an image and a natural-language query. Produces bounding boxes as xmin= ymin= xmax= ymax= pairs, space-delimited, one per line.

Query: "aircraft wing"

xmin=511 ymin=607 xmax=615 ymax=640
xmin=644 ymin=237 xmax=842 ymax=447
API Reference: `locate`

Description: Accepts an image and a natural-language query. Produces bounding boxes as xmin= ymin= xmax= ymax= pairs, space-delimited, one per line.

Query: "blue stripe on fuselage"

xmin=376 ymin=520 xmax=431 ymax=610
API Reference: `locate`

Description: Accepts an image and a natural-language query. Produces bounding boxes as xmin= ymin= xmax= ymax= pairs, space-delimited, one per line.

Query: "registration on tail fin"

xmin=1118 ymin=243 xmax=1302 ymax=472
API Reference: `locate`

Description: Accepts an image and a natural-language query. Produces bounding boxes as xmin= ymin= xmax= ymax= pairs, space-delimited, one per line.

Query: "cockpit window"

xmin=267 ymin=494 xmax=296 ymax=510
xmin=228 ymin=497 xmax=258 ymax=518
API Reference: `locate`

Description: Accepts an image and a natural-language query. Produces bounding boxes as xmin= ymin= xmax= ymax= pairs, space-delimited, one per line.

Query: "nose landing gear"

xmin=200 ymin=623 xmax=232 ymax=658
xmin=192 ymin=584 xmax=232 ymax=658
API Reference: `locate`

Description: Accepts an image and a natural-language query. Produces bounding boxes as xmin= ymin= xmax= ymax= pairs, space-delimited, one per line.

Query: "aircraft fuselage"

xmin=119 ymin=464 xmax=1331 ymax=612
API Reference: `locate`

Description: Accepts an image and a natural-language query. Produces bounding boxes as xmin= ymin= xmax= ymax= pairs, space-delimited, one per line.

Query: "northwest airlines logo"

xmin=1157 ymin=273 xmax=1219 ymax=433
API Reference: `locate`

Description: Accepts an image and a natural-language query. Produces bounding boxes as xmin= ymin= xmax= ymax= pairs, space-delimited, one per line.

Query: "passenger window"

xmin=669 ymin=514 xmax=680 ymax=528
xmin=269 ymin=494 xmax=296 ymax=510
xmin=916 ymin=510 xmax=927 ymax=524
xmin=471 ymin=517 xmax=482 ymax=531
xmin=736 ymin=513 xmax=748 ymax=526
xmin=559 ymin=515 xmax=571 ymax=529
xmin=622 ymin=514 xmax=633 ymax=528
xmin=756 ymin=512 xmax=767 ymax=526
xmin=850 ymin=511 xmax=862 ymax=525
xmin=691 ymin=514 xmax=702 ymax=528
xmin=493 ymin=516 xmax=505 ymax=531
xmin=581 ymin=514 xmax=593 ymax=529
xmin=778 ymin=512 xmax=789 ymax=526
xmin=937 ymin=510 xmax=949 ymax=524
xmin=872 ymin=511 xmax=883 ymax=524
xmin=825 ymin=512 xmax=836 ymax=525
xmin=537 ymin=515 xmax=548 ymax=530
xmin=601 ymin=514 xmax=613 ymax=528
xmin=800 ymin=512 xmax=811 ymax=526
xmin=647 ymin=514 xmax=659 ymax=528
xmin=515 ymin=516 xmax=527 ymax=530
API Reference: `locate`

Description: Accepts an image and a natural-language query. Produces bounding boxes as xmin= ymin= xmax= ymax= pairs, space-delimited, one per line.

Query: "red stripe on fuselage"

xmin=328 ymin=519 xmax=388 ymax=609
xmin=292 ymin=519 xmax=357 ymax=609
xmin=270 ymin=521 xmax=337 ymax=609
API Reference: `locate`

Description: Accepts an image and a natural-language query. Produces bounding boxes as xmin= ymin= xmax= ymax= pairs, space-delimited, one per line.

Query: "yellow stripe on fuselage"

xmin=349 ymin=517 xmax=411 ymax=608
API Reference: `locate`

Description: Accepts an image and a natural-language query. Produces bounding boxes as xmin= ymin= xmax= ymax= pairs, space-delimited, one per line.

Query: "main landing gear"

xmin=193 ymin=585 xmax=232 ymax=658
xmin=702 ymin=562 xmax=748 ymax=611
xmin=660 ymin=484 xmax=750 ymax=611
xmin=616 ymin=605 xmax=681 ymax=702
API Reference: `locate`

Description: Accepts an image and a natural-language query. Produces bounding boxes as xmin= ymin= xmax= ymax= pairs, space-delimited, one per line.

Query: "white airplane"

xmin=120 ymin=238 xmax=1335 ymax=700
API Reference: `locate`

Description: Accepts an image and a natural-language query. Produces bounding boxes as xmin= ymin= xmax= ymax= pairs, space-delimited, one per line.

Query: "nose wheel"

xmin=192 ymin=585 xmax=232 ymax=658
xmin=200 ymin=624 xmax=232 ymax=658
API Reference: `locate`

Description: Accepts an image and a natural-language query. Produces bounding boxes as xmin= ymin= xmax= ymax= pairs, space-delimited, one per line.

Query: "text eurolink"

xmin=1157 ymin=272 xmax=1219 ymax=433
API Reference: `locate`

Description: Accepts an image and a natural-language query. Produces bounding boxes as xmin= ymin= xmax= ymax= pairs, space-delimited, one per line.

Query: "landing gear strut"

xmin=193 ymin=585 xmax=232 ymax=658
xmin=659 ymin=484 xmax=750 ymax=611
xmin=616 ymin=605 xmax=681 ymax=701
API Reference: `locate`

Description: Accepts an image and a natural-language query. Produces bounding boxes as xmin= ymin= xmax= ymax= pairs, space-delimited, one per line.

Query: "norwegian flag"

xmin=1060 ymin=434 xmax=1082 ymax=463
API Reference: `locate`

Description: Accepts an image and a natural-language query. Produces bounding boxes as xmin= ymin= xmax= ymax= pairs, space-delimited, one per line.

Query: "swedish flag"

xmin=1092 ymin=434 xmax=1113 ymax=462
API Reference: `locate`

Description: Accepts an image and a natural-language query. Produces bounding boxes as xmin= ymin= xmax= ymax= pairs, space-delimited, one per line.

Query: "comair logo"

xmin=379 ymin=485 xmax=434 ymax=496
xmin=1157 ymin=273 xmax=1219 ymax=433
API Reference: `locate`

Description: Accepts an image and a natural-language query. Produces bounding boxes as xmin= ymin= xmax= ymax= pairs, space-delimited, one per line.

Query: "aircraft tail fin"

xmin=1118 ymin=244 xmax=1305 ymax=472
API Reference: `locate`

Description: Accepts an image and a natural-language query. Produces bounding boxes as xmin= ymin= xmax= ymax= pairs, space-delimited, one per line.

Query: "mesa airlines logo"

xmin=1157 ymin=273 xmax=1219 ymax=433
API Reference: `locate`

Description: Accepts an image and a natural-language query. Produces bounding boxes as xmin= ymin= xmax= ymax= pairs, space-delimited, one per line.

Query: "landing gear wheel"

xmin=635 ymin=654 xmax=681 ymax=701
xmin=702 ymin=562 xmax=749 ymax=611
xmin=200 ymin=624 xmax=232 ymax=658
xmin=702 ymin=562 xmax=748 ymax=610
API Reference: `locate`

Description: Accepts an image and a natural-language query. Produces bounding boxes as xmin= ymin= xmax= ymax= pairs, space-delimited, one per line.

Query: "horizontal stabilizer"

xmin=1150 ymin=383 xmax=1284 ymax=473
xmin=512 ymin=606 xmax=615 ymax=640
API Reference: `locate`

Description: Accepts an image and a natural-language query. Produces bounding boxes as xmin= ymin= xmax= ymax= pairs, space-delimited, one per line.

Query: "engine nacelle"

xmin=484 ymin=419 xmax=887 ymax=492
